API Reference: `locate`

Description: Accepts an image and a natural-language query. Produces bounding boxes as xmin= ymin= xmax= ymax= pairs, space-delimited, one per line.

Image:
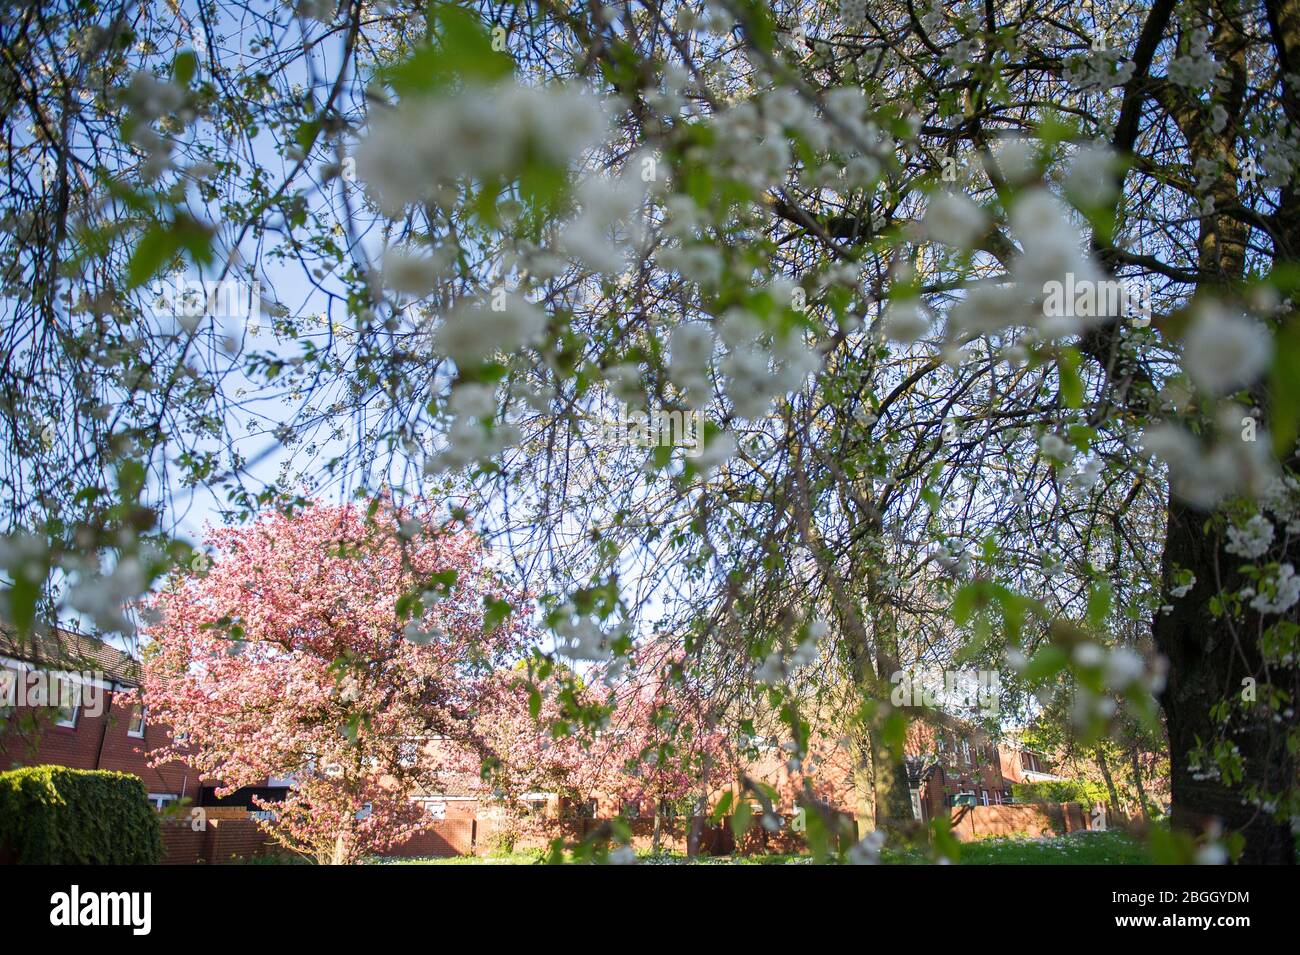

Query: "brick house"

xmin=736 ymin=713 xmax=1058 ymax=826
xmin=0 ymin=626 xmax=201 ymax=808
xmin=996 ymin=738 xmax=1067 ymax=786
xmin=905 ymin=714 xmax=1018 ymax=819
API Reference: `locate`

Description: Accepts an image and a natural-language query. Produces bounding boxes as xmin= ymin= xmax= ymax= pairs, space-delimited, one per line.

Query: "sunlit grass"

xmin=369 ymin=830 xmax=1147 ymax=865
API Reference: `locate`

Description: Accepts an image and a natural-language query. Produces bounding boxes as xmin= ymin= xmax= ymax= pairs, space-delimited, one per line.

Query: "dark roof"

xmin=0 ymin=625 xmax=140 ymax=685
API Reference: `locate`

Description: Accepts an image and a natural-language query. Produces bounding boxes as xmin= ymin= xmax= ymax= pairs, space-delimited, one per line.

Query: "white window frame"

xmin=54 ymin=700 xmax=79 ymax=728
xmin=127 ymin=704 xmax=146 ymax=738
xmin=412 ymin=796 xmax=447 ymax=820
xmin=0 ymin=666 xmax=17 ymax=715
xmin=51 ymin=675 xmax=80 ymax=727
xmin=147 ymin=793 xmax=177 ymax=811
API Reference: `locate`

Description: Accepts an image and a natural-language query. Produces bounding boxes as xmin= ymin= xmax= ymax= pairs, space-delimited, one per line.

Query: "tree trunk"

xmin=1094 ymin=747 xmax=1123 ymax=820
xmin=1144 ymin=1 xmax=1298 ymax=862
xmin=1152 ymin=496 xmax=1297 ymax=863
xmin=1129 ymin=748 xmax=1152 ymax=823
xmin=651 ymin=799 xmax=663 ymax=854
xmin=850 ymin=739 xmax=875 ymax=836
xmin=865 ymin=721 xmax=915 ymax=831
xmin=687 ymin=796 xmax=704 ymax=857
xmin=329 ymin=830 xmax=348 ymax=866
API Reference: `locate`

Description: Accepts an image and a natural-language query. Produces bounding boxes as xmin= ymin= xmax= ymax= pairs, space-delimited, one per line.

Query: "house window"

xmin=413 ymin=797 xmax=446 ymax=820
xmin=53 ymin=679 xmax=79 ymax=728
xmin=960 ymin=739 xmax=971 ymax=764
xmin=0 ymin=667 xmax=17 ymax=715
xmin=147 ymin=793 xmax=177 ymax=811
xmin=128 ymin=705 xmax=146 ymax=738
xmin=981 ymin=789 xmax=989 ymax=806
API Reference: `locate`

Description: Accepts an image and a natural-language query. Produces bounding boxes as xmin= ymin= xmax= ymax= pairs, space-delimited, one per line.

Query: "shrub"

xmin=0 ymin=765 xmax=162 ymax=864
xmin=1011 ymin=779 xmax=1111 ymax=807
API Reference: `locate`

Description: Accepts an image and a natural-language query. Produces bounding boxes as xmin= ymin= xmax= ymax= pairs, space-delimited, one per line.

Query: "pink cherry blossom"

xmin=140 ymin=500 xmax=529 ymax=863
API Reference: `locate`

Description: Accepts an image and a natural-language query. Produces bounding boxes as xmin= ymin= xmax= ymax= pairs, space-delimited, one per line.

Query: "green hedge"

xmin=1011 ymin=779 xmax=1111 ymax=807
xmin=0 ymin=766 xmax=162 ymax=864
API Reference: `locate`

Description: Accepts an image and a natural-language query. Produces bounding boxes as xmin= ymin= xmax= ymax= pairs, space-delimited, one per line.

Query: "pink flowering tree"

xmin=591 ymin=643 xmax=731 ymax=819
xmin=140 ymin=501 xmax=529 ymax=864
xmin=477 ymin=642 xmax=734 ymax=854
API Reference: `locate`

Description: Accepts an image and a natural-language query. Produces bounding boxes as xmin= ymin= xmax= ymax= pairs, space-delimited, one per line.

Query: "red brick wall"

xmin=160 ymin=813 xmax=278 ymax=864
xmin=0 ymin=687 xmax=200 ymax=800
xmin=946 ymin=802 xmax=1088 ymax=841
xmin=386 ymin=800 xmax=479 ymax=857
xmin=387 ymin=820 xmax=476 ymax=857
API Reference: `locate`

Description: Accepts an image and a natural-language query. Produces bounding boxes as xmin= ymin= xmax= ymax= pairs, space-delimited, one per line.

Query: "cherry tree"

xmin=139 ymin=501 xmax=528 ymax=863
xmin=476 ymin=641 xmax=733 ymax=853
xmin=3 ymin=0 xmax=1300 ymax=866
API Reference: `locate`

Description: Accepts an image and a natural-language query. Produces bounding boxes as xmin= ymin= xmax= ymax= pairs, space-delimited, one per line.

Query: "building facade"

xmin=0 ymin=627 xmax=201 ymax=807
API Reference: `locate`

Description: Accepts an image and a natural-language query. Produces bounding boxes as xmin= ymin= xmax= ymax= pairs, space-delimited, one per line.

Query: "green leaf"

xmin=1067 ymin=424 xmax=1096 ymax=452
xmin=293 ymin=119 xmax=321 ymax=155
xmin=734 ymin=0 xmax=778 ymax=53
xmin=1058 ymin=347 xmax=1083 ymax=408
xmin=117 ymin=459 xmax=147 ymax=501
xmin=172 ymin=50 xmax=198 ymax=86
xmin=125 ymin=216 xmax=214 ymax=290
xmin=4 ymin=573 xmax=41 ymax=636
xmin=730 ymin=799 xmax=753 ymax=840
xmin=378 ymin=5 xmax=512 ymax=97
xmin=125 ymin=226 xmax=175 ymax=290
xmin=929 ymin=816 xmax=962 ymax=863
xmin=426 ymin=569 xmax=458 ymax=593
xmin=952 ymin=580 xmax=984 ymax=626
xmin=1022 ymin=645 xmax=1069 ymax=683
xmin=483 ymin=596 xmax=512 ymax=633
xmin=1086 ymin=580 xmax=1112 ymax=627
xmin=1271 ymin=318 xmax=1300 ymax=457
xmin=709 ymin=792 xmax=733 ymax=825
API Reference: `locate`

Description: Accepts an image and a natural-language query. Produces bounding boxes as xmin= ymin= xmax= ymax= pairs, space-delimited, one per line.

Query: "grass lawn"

xmin=377 ymin=830 xmax=1148 ymax=865
xmin=887 ymin=830 xmax=1149 ymax=865
xmin=369 ymin=852 xmax=543 ymax=865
